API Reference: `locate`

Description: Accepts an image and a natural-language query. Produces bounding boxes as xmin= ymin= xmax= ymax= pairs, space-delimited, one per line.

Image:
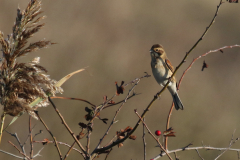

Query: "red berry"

xmin=155 ymin=130 xmax=161 ymax=136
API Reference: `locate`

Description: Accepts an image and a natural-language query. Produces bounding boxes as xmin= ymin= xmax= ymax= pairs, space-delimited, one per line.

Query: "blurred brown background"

xmin=0 ymin=0 xmax=240 ymax=159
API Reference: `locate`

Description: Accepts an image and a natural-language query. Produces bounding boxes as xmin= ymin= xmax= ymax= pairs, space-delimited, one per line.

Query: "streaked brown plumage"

xmin=150 ymin=44 xmax=184 ymax=110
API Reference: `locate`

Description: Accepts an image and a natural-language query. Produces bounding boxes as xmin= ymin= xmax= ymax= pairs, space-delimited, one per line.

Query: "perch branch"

xmin=165 ymin=0 xmax=224 ymax=150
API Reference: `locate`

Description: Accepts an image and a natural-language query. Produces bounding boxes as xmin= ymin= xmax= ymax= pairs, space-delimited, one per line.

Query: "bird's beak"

xmin=149 ymin=49 xmax=153 ymax=53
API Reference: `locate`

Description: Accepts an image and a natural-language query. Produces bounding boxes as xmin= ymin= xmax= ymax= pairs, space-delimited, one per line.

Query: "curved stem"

xmin=165 ymin=102 xmax=174 ymax=150
xmin=164 ymin=0 xmax=223 ymax=151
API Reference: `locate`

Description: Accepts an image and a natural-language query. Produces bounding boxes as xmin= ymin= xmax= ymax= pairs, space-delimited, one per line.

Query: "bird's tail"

xmin=172 ymin=92 xmax=184 ymax=110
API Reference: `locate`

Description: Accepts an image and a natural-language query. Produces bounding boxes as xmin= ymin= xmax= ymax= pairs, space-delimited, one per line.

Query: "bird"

xmin=149 ymin=44 xmax=184 ymax=110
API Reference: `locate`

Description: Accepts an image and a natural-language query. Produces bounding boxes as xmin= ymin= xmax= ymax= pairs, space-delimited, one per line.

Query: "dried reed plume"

xmin=0 ymin=0 xmax=63 ymax=119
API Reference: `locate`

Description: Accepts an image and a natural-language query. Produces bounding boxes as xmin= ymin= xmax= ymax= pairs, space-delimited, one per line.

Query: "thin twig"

xmin=89 ymin=73 xmax=149 ymax=132
xmin=195 ymin=149 xmax=204 ymax=160
xmin=100 ymin=72 xmax=150 ymax=111
xmin=164 ymin=0 xmax=224 ymax=151
xmin=123 ymin=72 xmax=150 ymax=87
xmin=97 ymin=74 xmax=148 ymax=112
xmin=5 ymin=131 xmax=26 ymax=155
xmin=5 ymin=131 xmax=27 ymax=160
xmin=33 ymin=130 xmax=42 ymax=139
xmin=104 ymin=148 xmax=112 ymax=160
xmin=34 ymin=111 xmax=63 ymax=160
xmin=64 ymin=141 xmax=76 ymax=160
xmin=103 ymin=93 xmax=140 ymax=109
xmin=51 ymin=96 xmax=96 ymax=108
xmin=48 ymin=97 xmax=87 ymax=158
xmin=154 ymin=146 xmax=240 ymax=159
xmin=32 ymin=147 xmax=44 ymax=158
xmin=0 ymin=149 xmax=25 ymax=159
xmin=29 ymin=116 xmax=33 ymax=159
xmin=214 ymin=131 xmax=239 ymax=160
xmin=135 ymin=110 xmax=173 ymax=160
xmin=182 ymin=142 xmax=193 ymax=150
xmin=92 ymin=78 xmax=141 ymax=156
xmin=8 ymin=141 xmax=31 ymax=160
xmin=22 ymin=124 xmax=37 ymax=147
xmin=86 ymin=123 xmax=93 ymax=154
xmin=173 ymin=152 xmax=178 ymax=160
xmin=165 ymin=102 xmax=174 ymax=150
xmin=178 ymin=44 xmax=240 ymax=87
xmin=104 ymin=135 xmax=117 ymax=147
xmin=143 ymin=117 xmax=146 ymax=160
xmin=34 ymin=140 xmax=83 ymax=155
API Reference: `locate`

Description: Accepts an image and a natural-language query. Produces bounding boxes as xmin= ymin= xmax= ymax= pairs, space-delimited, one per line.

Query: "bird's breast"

xmin=151 ymin=59 xmax=170 ymax=85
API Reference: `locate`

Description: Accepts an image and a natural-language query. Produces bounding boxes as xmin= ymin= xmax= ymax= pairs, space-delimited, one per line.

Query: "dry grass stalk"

xmin=0 ymin=0 xmax=63 ymax=119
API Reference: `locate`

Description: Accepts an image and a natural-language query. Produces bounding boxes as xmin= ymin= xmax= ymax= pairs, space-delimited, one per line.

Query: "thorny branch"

xmin=164 ymin=0 xmax=224 ymax=151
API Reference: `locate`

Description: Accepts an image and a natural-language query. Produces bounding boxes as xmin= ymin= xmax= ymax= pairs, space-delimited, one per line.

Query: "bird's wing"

xmin=165 ymin=59 xmax=175 ymax=73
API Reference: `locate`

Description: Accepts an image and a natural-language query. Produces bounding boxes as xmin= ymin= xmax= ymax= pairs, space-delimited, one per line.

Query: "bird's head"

xmin=149 ymin=44 xmax=165 ymax=59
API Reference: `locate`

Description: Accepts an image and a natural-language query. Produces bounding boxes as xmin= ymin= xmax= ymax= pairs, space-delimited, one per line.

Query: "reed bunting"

xmin=150 ymin=44 xmax=184 ymax=110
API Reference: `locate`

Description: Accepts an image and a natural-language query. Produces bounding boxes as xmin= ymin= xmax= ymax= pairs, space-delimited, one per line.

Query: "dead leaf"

xmin=202 ymin=60 xmax=208 ymax=71
xmin=115 ymin=81 xmax=124 ymax=95
xmin=42 ymin=138 xmax=49 ymax=145
xmin=78 ymin=122 xmax=87 ymax=128
xmin=118 ymin=143 xmax=123 ymax=148
xmin=163 ymin=127 xmax=176 ymax=137
xmin=129 ymin=135 xmax=137 ymax=140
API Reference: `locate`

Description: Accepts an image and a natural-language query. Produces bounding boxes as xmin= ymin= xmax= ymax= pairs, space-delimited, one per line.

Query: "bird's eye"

xmin=155 ymin=49 xmax=159 ymax=52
